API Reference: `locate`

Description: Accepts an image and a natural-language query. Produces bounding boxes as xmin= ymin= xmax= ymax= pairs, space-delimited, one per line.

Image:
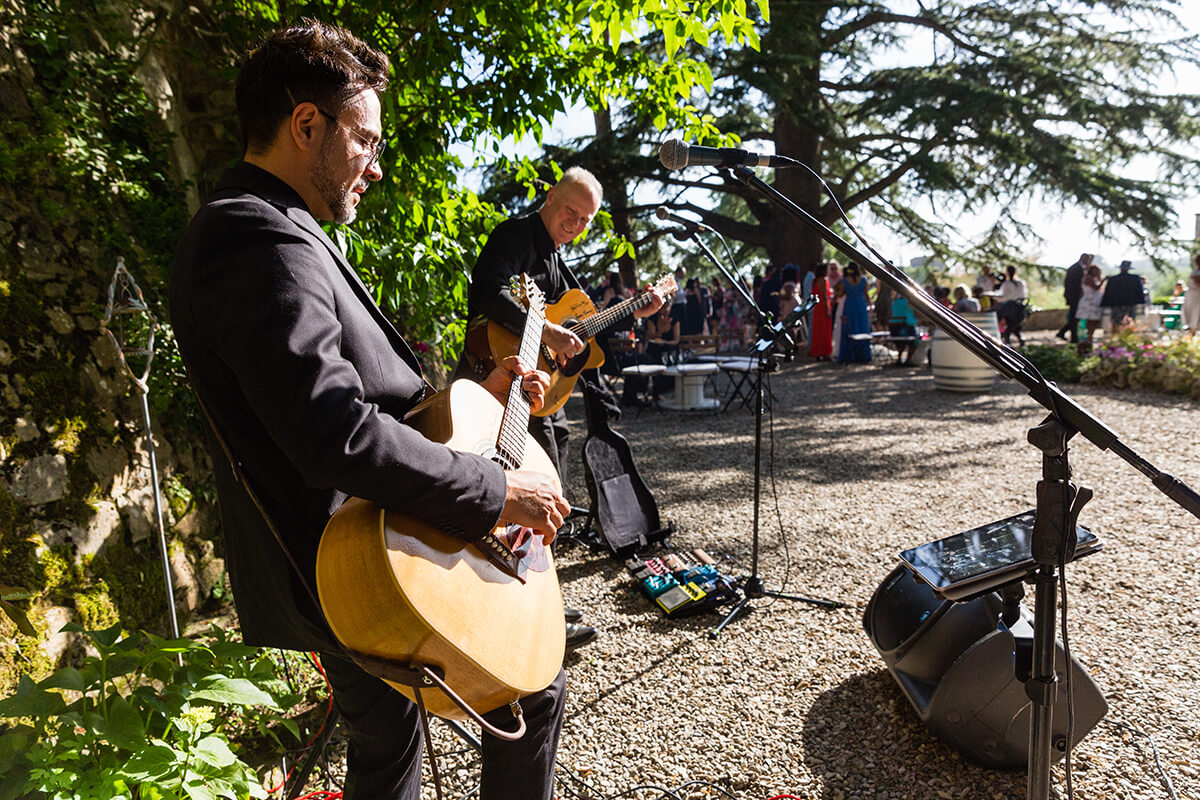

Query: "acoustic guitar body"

xmin=316 ymin=379 xmax=565 ymax=720
xmin=488 ymin=287 xmax=605 ymax=417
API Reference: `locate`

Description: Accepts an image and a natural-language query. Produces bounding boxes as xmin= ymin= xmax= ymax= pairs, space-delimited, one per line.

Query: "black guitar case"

xmin=579 ymin=372 xmax=672 ymax=557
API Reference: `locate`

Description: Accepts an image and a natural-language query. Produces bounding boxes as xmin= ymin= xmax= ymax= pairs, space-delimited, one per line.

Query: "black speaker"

xmin=863 ymin=565 xmax=1108 ymax=770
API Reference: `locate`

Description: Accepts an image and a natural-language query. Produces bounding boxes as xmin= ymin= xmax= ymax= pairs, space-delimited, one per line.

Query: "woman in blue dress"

xmin=838 ymin=263 xmax=873 ymax=362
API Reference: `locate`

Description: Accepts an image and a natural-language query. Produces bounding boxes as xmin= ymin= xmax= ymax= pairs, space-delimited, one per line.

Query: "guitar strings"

xmin=496 ymin=302 xmax=547 ymax=469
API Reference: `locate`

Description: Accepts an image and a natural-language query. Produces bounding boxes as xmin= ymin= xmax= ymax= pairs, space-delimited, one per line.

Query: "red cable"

xmin=266 ymin=652 xmax=337 ymax=796
xmin=767 ymin=795 xmax=805 ymax=800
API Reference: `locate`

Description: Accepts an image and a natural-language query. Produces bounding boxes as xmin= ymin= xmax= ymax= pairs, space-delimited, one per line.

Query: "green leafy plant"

xmin=0 ymin=624 xmax=307 ymax=800
xmin=1020 ymin=344 xmax=1087 ymax=384
xmin=0 ymin=585 xmax=37 ymax=638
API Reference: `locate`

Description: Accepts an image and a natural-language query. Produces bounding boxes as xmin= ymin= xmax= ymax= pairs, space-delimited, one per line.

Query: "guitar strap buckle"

xmin=346 ymin=649 xmax=445 ymax=688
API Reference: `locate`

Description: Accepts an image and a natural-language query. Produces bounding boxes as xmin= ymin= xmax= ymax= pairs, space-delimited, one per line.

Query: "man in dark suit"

xmin=1057 ymin=252 xmax=1090 ymax=342
xmin=458 ymin=169 xmax=663 ymax=652
xmin=1101 ymin=259 xmax=1144 ymax=327
xmin=170 ymin=20 xmax=568 ymax=800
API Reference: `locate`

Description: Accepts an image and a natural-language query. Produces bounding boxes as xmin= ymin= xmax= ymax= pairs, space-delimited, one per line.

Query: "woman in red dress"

xmin=808 ymin=261 xmax=834 ymax=360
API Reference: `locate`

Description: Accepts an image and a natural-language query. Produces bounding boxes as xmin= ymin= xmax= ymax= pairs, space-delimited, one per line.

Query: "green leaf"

xmin=662 ymin=18 xmax=679 ymax=59
xmin=40 ymin=667 xmax=87 ymax=693
xmin=0 ymin=597 xmax=37 ymax=637
xmin=0 ymin=675 xmax=66 ymax=718
xmin=193 ymin=736 xmax=236 ymax=769
xmin=90 ymin=621 xmax=124 ymax=648
xmin=119 ymin=741 xmax=182 ymax=782
xmin=101 ymin=695 xmax=147 ymax=751
xmin=189 ymin=676 xmax=278 ymax=709
xmin=608 ymin=15 xmax=622 ymax=50
xmin=183 ymin=778 xmax=218 ymax=800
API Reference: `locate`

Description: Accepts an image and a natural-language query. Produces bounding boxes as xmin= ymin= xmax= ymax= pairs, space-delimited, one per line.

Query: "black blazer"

xmin=171 ymin=162 xmax=507 ymax=651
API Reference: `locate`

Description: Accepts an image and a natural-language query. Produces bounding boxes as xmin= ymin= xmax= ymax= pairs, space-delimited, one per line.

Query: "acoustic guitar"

xmin=316 ymin=276 xmax=564 ymax=721
xmin=470 ymin=274 xmax=677 ymax=416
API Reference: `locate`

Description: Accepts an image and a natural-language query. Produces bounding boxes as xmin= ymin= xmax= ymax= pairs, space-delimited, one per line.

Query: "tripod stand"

xmin=665 ymin=228 xmax=842 ymax=636
xmin=710 ymin=309 xmax=843 ymax=639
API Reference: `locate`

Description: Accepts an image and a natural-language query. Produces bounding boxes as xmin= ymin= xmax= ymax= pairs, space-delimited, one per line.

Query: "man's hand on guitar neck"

xmin=502 ymin=470 xmax=568 ymax=544
xmin=480 ymin=355 xmax=550 ymax=412
xmin=541 ymin=323 xmax=584 ymax=367
xmin=632 ymin=283 xmax=667 ymax=319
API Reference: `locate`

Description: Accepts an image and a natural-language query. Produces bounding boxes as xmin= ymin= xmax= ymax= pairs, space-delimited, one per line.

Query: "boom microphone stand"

xmin=665 ymin=228 xmax=842 ymax=638
xmin=719 ymin=162 xmax=1200 ymax=800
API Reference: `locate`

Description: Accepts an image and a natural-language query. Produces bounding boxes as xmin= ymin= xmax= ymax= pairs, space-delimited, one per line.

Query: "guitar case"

xmin=579 ymin=373 xmax=673 ymax=557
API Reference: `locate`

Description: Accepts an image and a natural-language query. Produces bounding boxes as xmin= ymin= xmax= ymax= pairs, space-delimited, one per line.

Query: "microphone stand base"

xmin=709 ymin=576 xmax=843 ymax=639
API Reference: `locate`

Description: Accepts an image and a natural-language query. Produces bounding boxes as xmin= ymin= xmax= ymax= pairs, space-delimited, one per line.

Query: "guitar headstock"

xmin=651 ymin=274 xmax=679 ymax=297
xmin=509 ymin=274 xmax=546 ymax=315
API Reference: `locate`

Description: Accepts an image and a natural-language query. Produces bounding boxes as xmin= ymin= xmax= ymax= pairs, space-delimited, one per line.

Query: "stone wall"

xmin=0 ymin=5 xmax=238 ymax=690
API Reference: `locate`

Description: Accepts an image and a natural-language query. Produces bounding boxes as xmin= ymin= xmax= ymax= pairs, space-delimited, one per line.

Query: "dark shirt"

xmin=1102 ymin=271 xmax=1143 ymax=307
xmin=760 ymin=274 xmax=782 ymax=320
xmin=466 ymin=213 xmax=579 ymax=337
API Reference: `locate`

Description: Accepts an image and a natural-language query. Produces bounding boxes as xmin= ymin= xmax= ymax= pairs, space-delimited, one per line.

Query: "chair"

xmin=619 ymin=364 xmax=666 ymax=413
xmin=716 ymin=357 xmax=768 ymax=412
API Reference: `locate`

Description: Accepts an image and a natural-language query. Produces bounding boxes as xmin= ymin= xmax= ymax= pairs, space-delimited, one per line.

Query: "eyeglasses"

xmin=316 ymin=107 xmax=386 ymax=166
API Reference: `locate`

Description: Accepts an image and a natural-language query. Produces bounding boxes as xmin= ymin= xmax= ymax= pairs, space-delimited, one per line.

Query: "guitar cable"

xmin=268 ymin=651 xmax=339 ymax=797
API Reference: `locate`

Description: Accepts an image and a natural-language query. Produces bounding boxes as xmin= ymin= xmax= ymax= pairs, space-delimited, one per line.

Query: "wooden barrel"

xmin=931 ymin=312 xmax=1000 ymax=392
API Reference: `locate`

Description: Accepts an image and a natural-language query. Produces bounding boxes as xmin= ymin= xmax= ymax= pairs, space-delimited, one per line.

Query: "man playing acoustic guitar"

xmin=458 ymin=167 xmax=665 ymax=650
xmin=171 ymin=20 xmax=569 ymax=800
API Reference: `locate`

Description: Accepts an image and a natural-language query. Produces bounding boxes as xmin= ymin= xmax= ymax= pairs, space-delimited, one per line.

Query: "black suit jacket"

xmin=1064 ymin=262 xmax=1084 ymax=305
xmin=171 ymin=162 xmax=507 ymax=651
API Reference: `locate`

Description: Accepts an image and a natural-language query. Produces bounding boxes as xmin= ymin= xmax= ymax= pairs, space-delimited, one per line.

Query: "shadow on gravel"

xmin=801 ymin=669 xmax=1024 ymax=799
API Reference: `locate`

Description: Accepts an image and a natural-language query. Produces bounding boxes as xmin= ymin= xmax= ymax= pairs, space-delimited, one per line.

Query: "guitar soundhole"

xmin=559 ymin=343 xmax=590 ymax=377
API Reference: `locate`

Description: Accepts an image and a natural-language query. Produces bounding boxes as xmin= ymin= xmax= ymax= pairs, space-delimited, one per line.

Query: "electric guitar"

xmin=469 ymin=274 xmax=677 ymax=416
xmin=316 ymin=275 xmax=564 ymax=721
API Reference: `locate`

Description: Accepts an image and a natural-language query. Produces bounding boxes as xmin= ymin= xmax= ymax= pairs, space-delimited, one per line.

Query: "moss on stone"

xmin=0 ymin=611 xmax=55 ymax=696
xmin=52 ymin=416 xmax=88 ymax=455
xmin=40 ymin=545 xmax=84 ymax=604
xmin=74 ymin=583 xmax=120 ymax=630
xmin=0 ymin=537 xmax=43 ymax=594
xmin=0 ymin=483 xmax=22 ymax=542
xmin=91 ymin=537 xmax=166 ymax=633
xmin=163 ymin=474 xmax=193 ymax=523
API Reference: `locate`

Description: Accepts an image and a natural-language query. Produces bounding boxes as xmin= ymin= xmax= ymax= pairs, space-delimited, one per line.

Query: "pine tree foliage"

xmin=647 ymin=0 xmax=1200 ymax=273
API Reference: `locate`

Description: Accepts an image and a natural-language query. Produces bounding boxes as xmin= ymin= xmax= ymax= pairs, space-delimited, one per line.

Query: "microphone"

xmin=654 ymin=206 xmax=710 ymax=234
xmin=658 ymin=138 xmax=799 ymax=170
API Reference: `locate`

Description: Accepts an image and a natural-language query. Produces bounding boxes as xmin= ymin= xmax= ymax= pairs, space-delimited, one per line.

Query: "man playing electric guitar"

xmin=457 ymin=166 xmax=664 ymax=650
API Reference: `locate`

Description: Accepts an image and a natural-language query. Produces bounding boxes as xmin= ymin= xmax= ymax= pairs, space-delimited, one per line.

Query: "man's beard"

xmin=311 ymin=137 xmax=358 ymax=224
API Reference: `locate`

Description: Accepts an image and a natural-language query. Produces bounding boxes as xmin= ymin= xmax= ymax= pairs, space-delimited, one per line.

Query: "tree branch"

xmin=823 ymin=11 xmax=996 ymax=60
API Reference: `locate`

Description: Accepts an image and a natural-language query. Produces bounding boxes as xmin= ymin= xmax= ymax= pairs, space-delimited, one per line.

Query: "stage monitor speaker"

xmin=863 ymin=565 xmax=1108 ymax=770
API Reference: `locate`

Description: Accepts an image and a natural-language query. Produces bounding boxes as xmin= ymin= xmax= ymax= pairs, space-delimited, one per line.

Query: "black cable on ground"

xmin=1103 ymin=718 xmax=1181 ymax=800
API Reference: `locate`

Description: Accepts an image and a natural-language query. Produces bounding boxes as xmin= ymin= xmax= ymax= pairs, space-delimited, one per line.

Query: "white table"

xmin=659 ymin=363 xmax=720 ymax=411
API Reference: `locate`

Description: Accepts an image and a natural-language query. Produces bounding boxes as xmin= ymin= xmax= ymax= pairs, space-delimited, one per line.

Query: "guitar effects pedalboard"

xmin=625 ymin=549 xmax=737 ymax=618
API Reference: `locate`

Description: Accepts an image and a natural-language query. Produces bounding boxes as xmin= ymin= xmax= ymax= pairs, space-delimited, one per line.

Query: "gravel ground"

xmin=307 ymin=337 xmax=1200 ymax=800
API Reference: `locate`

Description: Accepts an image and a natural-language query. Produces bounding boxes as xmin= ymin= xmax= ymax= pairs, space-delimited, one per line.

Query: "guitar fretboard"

xmin=571 ymin=291 xmax=658 ymax=340
xmin=494 ymin=297 xmax=546 ymax=470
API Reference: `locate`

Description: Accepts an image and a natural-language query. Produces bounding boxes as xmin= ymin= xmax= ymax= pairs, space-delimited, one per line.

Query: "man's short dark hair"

xmin=236 ymin=18 xmax=390 ymax=153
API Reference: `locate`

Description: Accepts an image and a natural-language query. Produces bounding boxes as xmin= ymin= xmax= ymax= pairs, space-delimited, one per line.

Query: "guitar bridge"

xmin=478 ymin=530 xmax=526 ymax=583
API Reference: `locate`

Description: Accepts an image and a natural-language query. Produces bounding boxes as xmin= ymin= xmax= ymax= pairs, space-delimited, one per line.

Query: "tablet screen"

xmin=899 ymin=510 xmax=1099 ymax=592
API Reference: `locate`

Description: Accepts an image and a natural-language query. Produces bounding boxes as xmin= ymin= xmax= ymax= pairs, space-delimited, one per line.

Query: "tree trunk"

xmin=593 ymin=107 xmax=639 ymax=289
xmin=762 ymin=1 xmax=831 ymax=272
